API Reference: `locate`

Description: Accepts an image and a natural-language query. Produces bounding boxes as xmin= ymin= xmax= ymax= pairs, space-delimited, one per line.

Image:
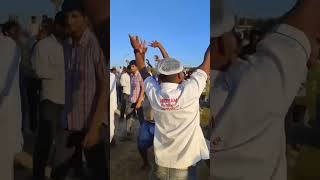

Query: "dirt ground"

xmin=110 ymin=114 xmax=210 ymax=180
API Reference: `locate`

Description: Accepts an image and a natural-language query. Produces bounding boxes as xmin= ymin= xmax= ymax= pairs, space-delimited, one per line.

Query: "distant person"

xmin=119 ymin=67 xmax=131 ymax=136
xmin=28 ymin=16 xmax=40 ymax=37
xmin=126 ymin=60 xmax=145 ymax=138
xmin=110 ymin=71 xmax=117 ymax=143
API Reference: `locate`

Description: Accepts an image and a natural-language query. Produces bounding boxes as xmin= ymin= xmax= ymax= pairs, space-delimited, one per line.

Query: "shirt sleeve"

xmin=144 ymin=76 xmax=160 ymax=104
xmin=33 ymin=42 xmax=52 ymax=79
xmin=183 ymin=69 xmax=208 ymax=98
xmin=211 ymin=24 xmax=310 ymax=150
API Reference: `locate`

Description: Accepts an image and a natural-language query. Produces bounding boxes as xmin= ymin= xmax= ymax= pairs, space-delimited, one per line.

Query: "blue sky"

xmin=110 ymin=0 xmax=210 ymax=67
xmin=1 ymin=0 xmax=297 ymax=67
xmin=0 ymin=0 xmax=54 ymax=27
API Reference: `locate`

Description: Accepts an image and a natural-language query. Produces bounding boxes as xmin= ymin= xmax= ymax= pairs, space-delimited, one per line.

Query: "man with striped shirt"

xmin=51 ymin=0 xmax=108 ymax=179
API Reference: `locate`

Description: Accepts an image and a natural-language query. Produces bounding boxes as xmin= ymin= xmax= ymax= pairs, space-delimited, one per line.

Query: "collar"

xmin=160 ymin=83 xmax=179 ymax=90
xmin=49 ymin=34 xmax=58 ymax=43
xmin=67 ymin=28 xmax=91 ymax=47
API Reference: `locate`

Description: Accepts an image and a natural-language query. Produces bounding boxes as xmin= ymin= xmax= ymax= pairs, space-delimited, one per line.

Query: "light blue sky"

xmin=110 ymin=0 xmax=210 ymax=67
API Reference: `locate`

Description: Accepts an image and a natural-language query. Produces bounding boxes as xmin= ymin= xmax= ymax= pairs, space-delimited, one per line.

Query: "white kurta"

xmin=0 ymin=36 xmax=23 ymax=180
xmin=211 ymin=24 xmax=311 ymax=180
xmin=110 ymin=72 xmax=117 ymax=142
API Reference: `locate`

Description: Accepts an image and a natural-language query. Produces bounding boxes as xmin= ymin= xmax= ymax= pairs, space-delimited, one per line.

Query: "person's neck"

xmin=53 ymin=33 xmax=63 ymax=43
xmin=71 ymin=28 xmax=86 ymax=44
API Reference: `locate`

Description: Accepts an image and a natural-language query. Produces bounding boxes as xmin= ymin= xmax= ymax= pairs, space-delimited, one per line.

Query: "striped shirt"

xmin=64 ymin=28 xmax=106 ymax=131
xmin=130 ymin=71 xmax=143 ymax=103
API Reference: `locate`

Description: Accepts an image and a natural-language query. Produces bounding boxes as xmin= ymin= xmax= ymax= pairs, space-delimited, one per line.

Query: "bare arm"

xmin=198 ymin=45 xmax=211 ymax=76
xmin=129 ymin=35 xmax=151 ymax=80
xmin=136 ymin=77 xmax=145 ymax=109
xmin=150 ymin=41 xmax=169 ymax=58
xmin=83 ymin=50 xmax=107 ymax=148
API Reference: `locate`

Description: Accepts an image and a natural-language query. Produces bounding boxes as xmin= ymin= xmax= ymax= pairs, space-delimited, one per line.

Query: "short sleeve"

xmin=183 ymin=69 xmax=208 ymax=98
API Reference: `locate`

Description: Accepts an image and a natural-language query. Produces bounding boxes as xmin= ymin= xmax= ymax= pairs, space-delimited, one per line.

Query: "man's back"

xmin=144 ymin=69 xmax=209 ymax=168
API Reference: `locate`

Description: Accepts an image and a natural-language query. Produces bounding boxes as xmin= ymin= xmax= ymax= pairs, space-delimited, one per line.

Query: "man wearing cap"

xmin=129 ymin=35 xmax=210 ymax=180
xmin=211 ymin=0 xmax=320 ymax=179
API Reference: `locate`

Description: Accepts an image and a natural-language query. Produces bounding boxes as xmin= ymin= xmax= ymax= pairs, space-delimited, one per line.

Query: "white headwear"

xmin=156 ymin=58 xmax=184 ymax=75
xmin=212 ymin=0 xmax=235 ymax=38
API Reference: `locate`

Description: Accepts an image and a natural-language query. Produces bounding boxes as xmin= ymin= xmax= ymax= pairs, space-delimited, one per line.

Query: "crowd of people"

xmin=110 ymin=36 xmax=211 ymax=179
xmin=1 ymin=0 xmax=109 ymax=179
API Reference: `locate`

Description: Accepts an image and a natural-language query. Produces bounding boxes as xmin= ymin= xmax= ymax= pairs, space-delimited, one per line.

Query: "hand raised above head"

xmin=129 ymin=34 xmax=140 ymax=50
xmin=149 ymin=41 xmax=161 ymax=48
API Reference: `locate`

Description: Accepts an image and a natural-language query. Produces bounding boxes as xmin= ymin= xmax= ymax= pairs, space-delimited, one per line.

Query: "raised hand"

xmin=138 ymin=39 xmax=148 ymax=54
xmin=129 ymin=34 xmax=140 ymax=50
xmin=149 ymin=41 xmax=162 ymax=48
xmin=129 ymin=34 xmax=148 ymax=54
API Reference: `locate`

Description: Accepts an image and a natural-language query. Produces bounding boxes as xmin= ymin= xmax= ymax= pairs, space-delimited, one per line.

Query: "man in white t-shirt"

xmin=129 ymin=35 xmax=210 ymax=180
xmin=210 ymin=0 xmax=320 ymax=180
xmin=31 ymin=12 xmax=67 ymax=180
xmin=110 ymin=71 xmax=117 ymax=143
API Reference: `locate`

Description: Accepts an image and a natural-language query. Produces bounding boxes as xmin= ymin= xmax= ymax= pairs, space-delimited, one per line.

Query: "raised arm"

xmin=149 ymin=41 xmax=169 ymax=58
xmin=129 ymin=34 xmax=150 ymax=80
xmin=283 ymin=0 xmax=320 ymax=67
xmin=197 ymin=45 xmax=211 ymax=76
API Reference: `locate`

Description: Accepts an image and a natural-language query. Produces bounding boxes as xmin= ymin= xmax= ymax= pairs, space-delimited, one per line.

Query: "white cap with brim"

xmin=211 ymin=0 xmax=235 ymax=38
xmin=156 ymin=58 xmax=184 ymax=75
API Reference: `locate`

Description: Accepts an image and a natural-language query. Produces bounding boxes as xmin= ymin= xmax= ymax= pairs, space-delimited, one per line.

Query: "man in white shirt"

xmin=210 ymin=0 xmax=320 ymax=180
xmin=31 ymin=12 xmax=67 ymax=180
xmin=0 ymin=25 xmax=22 ymax=180
xmin=110 ymin=72 xmax=117 ymax=143
xmin=119 ymin=67 xmax=131 ymax=136
xmin=28 ymin=16 xmax=40 ymax=37
xmin=129 ymin=35 xmax=210 ymax=180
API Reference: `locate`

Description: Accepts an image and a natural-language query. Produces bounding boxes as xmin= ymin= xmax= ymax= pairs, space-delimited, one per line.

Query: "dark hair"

xmin=129 ymin=60 xmax=136 ymax=66
xmin=62 ymin=0 xmax=85 ymax=15
xmin=158 ymin=74 xmax=178 ymax=83
xmin=54 ymin=11 xmax=65 ymax=26
xmin=41 ymin=18 xmax=54 ymax=35
xmin=2 ymin=21 xmax=19 ymax=35
xmin=111 ymin=67 xmax=116 ymax=72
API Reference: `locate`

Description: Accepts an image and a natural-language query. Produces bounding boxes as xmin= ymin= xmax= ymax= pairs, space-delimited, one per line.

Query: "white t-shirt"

xmin=211 ymin=24 xmax=311 ymax=180
xmin=110 ymin=72 xmax=117 ymax=142
xmin=32 ymin=35 xmax=65 ymax=105
xmin=144 ymin=69 xmax=210 ymax=169
xmin=120 ymin=72 xmax=131 ymax=95
xmin=0 ymin=35 xmax=23 ymax=180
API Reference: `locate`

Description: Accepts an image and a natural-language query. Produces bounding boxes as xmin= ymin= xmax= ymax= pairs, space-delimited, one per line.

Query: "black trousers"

xmin=51 ymin=127 xmax=108 ymax=180
xmin=27 ymin=77 xmax=41 ymax=132
xmin=120 ymin=94 xmax=130 ymax=119
xmin=33 ymin=100 xmax=64 ymax=180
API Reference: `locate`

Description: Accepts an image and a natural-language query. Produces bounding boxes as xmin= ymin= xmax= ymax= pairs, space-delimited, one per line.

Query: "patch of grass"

xmin=289 ymin=146 xmax=320 ymax=180
xmin=200 ymin=107 xmax=210 ymax=127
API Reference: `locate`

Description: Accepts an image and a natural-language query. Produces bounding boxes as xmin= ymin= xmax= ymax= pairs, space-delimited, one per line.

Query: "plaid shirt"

xmin=130 ymin=71 xmax=143 ymax=103
xmin=64 ymin=28 xmax=106 ymax=131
